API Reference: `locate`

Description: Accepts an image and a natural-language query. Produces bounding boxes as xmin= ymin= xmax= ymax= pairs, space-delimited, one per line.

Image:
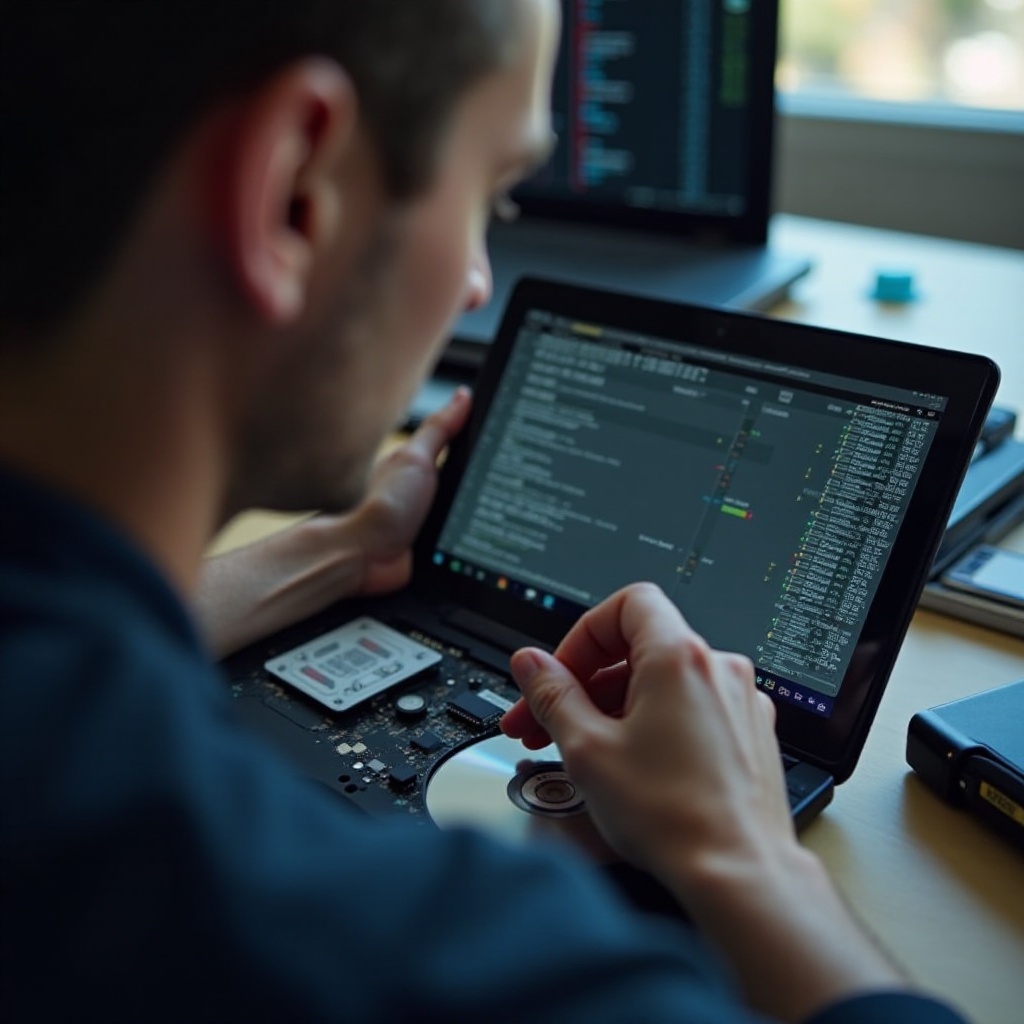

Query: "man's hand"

xmin=501 ymin=582 xmax=906 ymax=1023
xmin=349 ymin=386 xmax=472 ymax=596
xmin=196 ymin=388 xmax=471 ymax=657
xmin=500 ymin=581 xmax=794 ymax=884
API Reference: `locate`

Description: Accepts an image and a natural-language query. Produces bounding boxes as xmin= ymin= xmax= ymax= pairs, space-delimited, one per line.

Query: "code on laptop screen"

xmin=435 ymin=310 xmax=946 ymax=717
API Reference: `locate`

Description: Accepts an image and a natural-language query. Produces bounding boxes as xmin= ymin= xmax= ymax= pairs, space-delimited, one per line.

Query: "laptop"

xmin=223 ymin=278 xmax=997 ymax=870
xmin=428 ymin=1 xmax=810 ymax=384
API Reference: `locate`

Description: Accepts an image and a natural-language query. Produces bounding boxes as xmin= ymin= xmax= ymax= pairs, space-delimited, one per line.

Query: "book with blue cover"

xmin=918 ymin=423 xmax=1024 ymax=638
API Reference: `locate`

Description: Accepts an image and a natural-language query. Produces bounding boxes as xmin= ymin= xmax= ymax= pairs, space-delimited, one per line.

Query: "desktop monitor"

xmin=515 ymin=0 xmax=776 ymax=242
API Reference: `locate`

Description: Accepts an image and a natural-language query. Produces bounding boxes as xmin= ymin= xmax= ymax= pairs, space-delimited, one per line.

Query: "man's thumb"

xmin=509 ymin=647 xmax=592 ymax=746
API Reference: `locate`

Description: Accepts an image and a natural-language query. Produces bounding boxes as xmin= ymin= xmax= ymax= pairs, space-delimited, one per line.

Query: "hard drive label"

xmin=266 ymin=617 xmax=441 ymax=712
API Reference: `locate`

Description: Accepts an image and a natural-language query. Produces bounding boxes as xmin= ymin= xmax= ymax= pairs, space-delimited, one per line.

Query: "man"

xmin=0 ymin=2 xmax=966 ymax=1021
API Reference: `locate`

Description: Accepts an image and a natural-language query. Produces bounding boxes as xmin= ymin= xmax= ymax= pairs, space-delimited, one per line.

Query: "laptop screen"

xmin=514 ymin=0 xmax=778 ymax=241
xmin=432 ymin=308 xmax=946 ymax=723
xmin=416 ymin=278 xmax=997 ymax=782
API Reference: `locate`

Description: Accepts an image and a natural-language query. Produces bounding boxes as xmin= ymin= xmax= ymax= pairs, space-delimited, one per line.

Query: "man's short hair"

xmin=0 ymin=0 xmax=521 ymax=334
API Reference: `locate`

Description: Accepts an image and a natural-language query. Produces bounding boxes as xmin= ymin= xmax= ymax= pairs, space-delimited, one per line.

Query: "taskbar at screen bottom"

xmin=756 ymin=669 xmax=836 ymax=718
xmin=430 ymin=550 xmax=581 ymax=616
xmin=431 ymin=551 xmax=837 ymax=721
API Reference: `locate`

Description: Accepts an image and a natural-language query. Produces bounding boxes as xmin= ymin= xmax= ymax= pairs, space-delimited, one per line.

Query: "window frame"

xmin=773 ymin=94 xmax=1024 ymax=248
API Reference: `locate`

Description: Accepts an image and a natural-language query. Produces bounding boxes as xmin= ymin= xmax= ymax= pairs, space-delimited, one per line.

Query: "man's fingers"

xmin=403 ymin=386 xmax=472 ymax=465
xmin=501 ymin=658 xmax=631 ymax=748
xmin=504 ymin=647 xmax=603 ymax=751
xmin=499 ymin=698 xmax=552 ymax=749
xmin=554 ymin=583 xmax=694 ymax=687
xmin=503 ymin=587 xmax=754 ymax=753
xmin=584 ymin=662 xmax=632 ymax=715
xmin=503 ymin=585 xmax=702 ymax=747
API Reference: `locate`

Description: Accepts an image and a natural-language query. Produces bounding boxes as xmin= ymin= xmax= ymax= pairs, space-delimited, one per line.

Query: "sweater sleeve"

xmin=3 ymin=623 xmax=778 ymax=1024
xmin=804 ymin=992 xmax=971 ymax=1024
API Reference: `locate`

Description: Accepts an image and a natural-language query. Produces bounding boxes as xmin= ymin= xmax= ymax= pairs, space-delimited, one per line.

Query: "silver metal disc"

xmin=425 ymin=733 xmax=615 ymax=862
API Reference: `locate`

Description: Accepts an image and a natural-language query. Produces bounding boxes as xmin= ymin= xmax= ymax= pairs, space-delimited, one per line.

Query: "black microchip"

xmin=388 ymin=765 xmax=418 ymax=791
xmin=447 ymin=691 xmax=500 ymax=727
xmin=411 ymin=730 xmax=443 ymax=753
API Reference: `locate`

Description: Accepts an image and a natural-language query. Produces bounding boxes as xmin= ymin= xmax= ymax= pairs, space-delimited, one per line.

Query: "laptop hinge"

xmin=443 ymin=607 xmax=548 ymax=656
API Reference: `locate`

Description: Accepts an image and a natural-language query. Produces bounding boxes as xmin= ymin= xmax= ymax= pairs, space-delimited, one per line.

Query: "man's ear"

xmin=217 ymin=58 xmax=358 ymax=324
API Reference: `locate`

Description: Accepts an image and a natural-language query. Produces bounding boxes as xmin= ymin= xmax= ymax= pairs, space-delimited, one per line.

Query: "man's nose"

xmin=464 ymin=247 xmax=493 ymax=312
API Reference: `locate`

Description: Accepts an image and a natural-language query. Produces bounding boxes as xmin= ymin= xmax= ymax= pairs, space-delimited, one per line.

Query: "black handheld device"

xmin=907 ymin=679 xmax=1024 ymax=854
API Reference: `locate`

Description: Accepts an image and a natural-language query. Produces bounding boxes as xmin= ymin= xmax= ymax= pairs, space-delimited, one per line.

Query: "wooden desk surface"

xmin=771 ymin=215 xmax=1024 ymax=414
xmin=212 ymin=216 xmax=1024 ymax=1023
xmin=772 ymin=216 xmax=1024 ymax=1024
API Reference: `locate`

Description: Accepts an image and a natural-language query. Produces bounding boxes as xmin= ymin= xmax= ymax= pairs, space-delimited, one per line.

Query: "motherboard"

xmin=223 ymin=611 xmax=524 ymax=822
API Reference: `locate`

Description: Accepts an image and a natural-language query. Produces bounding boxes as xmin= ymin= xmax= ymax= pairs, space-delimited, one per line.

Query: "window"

xmin=773 ymin=0 xmax=1024 ymax=247
xmin=778 ymin=0 xmax=1024 ymax=113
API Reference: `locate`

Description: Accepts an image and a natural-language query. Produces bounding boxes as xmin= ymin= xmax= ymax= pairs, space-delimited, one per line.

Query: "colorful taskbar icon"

xmin=432 ymin=552 xmax=560 ymax=611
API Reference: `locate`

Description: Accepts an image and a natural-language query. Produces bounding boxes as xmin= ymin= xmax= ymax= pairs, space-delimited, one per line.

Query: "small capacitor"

xmin=395 ymin=692 xmax=428 ymax=720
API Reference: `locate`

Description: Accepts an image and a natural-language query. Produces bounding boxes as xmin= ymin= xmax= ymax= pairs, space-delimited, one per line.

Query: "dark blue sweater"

xmin=0 ymin=467 xmax=967 ymax=1023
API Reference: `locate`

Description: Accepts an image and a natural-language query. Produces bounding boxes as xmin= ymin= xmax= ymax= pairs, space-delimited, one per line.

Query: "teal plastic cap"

xmin=871 ymin=269 xmax=917 ymax=304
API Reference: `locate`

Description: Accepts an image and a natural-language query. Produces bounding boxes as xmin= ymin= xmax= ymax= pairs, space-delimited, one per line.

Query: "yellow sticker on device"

xmin=979 ymin=780 xmax=1024 ymax=827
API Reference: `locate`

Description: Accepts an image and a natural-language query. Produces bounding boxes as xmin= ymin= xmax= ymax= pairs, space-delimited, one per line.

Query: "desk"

xmin=769 ymin=216 xmax=1024 ymax=1024
xmin=212 ymin=216 xmax=1024 ymax=1024
xmin=771 ymin=215 xmax=1024 ymax=410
